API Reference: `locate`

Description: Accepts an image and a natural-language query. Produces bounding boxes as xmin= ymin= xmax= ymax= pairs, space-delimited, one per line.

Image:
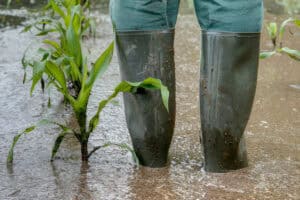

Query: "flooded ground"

xmin=0 ymin=1 xmax=299 ymax=200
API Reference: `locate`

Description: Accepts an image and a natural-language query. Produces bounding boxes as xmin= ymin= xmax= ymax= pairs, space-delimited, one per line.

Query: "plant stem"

xmin=81 ymin=141 xmax=88 ymax=162
xmin=76 ymin=110 xmax=87 ymax=136
xmin=75 ymin=107 xmax=90 ymax=161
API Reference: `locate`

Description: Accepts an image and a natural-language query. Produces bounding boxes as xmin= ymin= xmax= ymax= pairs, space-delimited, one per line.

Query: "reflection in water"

xmin=51 ymin=162 xmax=94 ymax=200
xmin=73 ymin=163 xmax=94 ymax=200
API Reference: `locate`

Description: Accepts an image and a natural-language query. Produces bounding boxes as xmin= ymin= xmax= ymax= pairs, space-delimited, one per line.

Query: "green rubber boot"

xmin=199 ymin=31 xmax=261 ymax=172
xmin=115 ymin=29 xmax=176 ymax=167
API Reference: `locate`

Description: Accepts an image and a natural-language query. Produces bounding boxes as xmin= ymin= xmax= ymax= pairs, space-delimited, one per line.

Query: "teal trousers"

xmin=110 ymin=0 xmax=263 ymax=32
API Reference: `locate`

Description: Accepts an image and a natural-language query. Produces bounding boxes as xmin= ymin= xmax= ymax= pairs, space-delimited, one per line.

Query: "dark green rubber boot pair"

xmin=115 ymin=29 xmax=260 ymax=172
xmin=111 ymin=0 xmax=262 ymax=171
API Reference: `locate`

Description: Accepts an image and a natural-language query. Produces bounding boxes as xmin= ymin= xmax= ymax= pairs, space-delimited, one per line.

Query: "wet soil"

xmin=0 ymin=2 xmax=299 ymax=200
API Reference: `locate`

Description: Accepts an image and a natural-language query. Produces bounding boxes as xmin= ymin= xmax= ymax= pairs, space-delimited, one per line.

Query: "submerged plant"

xmin=260 ymin=18 xmax=300 ymax=61
xmin=7 ymin=1 xmax=170 ymax=163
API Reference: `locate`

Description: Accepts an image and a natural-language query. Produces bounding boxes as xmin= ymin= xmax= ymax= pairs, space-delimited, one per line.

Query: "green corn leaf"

xmin=7 ymin=126 xmax=36 ymax=163
xmin=86 ymin=42 xmax=114 ymax=89
xmin=21 ymin=53 xmax=27 ymax=69
xmin=50 ymin=0 xmax=66 ymax=19
xmin=109 ymin=143 xmax=139 ymax=165
xmin=36 ymin=19 xmax=54 ymax=26
xmin=65 ymin=57 xmax=82 ymax=83
xmin=42 ymin=52 xmax=50 ymax=61
xmin=36 ymin=29 xmax=57 ymax=36
xmin=81 ymin=57 xmax=88 ymax=86
xmin=7 ymin=135 xmax=22 ymax=164
xmin=295 ymin=19 xmax=300 ymax=27
xmin=30 ymin=61 xmax=46 ymax=96
xmin=21 ymin=25 xmax=33 ymax=33
xmin=267 ymin=22 xmax=278 ymax=40
xmin=135 ymin=78 xmax=170 ymax=112
xmin=38 ymin=119 xmax=71 ymax=132
xmin=70 ymin=5 xmax=82 ymax=34
xmin=37 ymin=47 xmax=49 ymax=55
xmin=51 ymin=130 xmax=71 ymax=161
xmin=55 ymin=21 xmax=67 ymax=38
xmin=76 ymin=42 xmax=114 ymax=113
xmin=88 ymin=142 xmax=139 ymax=165
xmin=66 ymin=22 xmax=82 ymax=67
xmin=21 ymin=46 xmax=31 ymax=70
xmin=43 ymin=39 xmax=63 ymax=55
xmin=125 ymin=78 xmax=170 ymax=112
xmin=24 ymin=126 xmax=36 ymax=133
xmin=88 ymin=82 xmax=132 ymax=133
xmin=260 ymin=51 xmax=276 ymax=59
xmin=45 ymin=61 xmax=68 ymax=93
xmin=279 ymin=18 xmax=294 ymax=41
xmin=280 ymin=47 xmax=300 ymax=61
xmin=88 ymin=78 xmax=169 ymax=133
xmin=7 ymin=117 xmax=73 ymax=164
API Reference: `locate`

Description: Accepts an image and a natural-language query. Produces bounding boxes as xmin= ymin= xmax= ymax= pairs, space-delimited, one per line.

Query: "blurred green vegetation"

xmin=276 ymin=0 xmax=300 ymax=15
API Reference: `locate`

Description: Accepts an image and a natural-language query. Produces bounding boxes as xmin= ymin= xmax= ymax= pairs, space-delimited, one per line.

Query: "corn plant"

xmin=260 ymin=18 xmax=300 ymax=61
xmin=22 ymin=0 xmax=96 ymax=99
xmin=7 ymin=2 xmax=170 ymax=163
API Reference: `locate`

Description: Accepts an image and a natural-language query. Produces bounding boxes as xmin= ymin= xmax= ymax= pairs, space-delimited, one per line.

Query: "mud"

xmin=0 ymin=1 xmax=299 ymax=200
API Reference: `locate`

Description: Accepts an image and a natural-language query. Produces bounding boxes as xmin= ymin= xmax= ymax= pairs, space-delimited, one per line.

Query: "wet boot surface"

xmin=115 ymin=30 xmax=176 ymax=167
xmin=200 ymin=31 xmax=260 ymax=172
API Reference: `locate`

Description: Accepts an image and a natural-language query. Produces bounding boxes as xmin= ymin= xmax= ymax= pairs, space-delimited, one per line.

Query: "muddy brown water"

xmin=0 ymin=2 xmax=300 ymax=200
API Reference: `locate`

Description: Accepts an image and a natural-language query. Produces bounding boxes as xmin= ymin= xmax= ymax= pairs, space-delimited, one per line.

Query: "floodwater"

xmin=0 ymin=1 xmax=299 ymax=200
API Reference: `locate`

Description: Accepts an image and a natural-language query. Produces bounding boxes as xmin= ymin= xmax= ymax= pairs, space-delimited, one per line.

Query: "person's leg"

xmin=194 ymin=0 xmax=264 ymax=172
xmin=110 ymin=0 xmax=180 ymax=167
xmin=110 ymin=0 xmax=179 ymax=31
